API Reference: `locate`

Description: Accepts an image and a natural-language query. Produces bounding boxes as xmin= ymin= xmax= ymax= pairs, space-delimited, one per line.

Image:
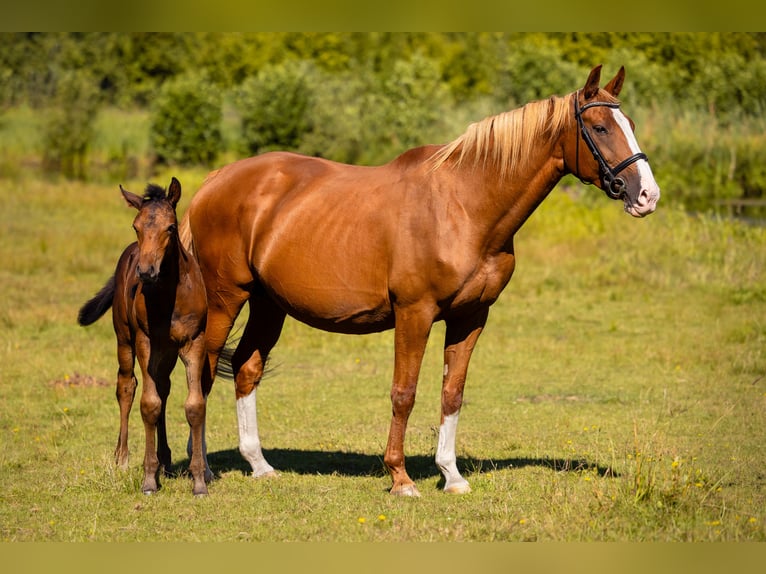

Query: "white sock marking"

xmin=237 ymin=389 xmax=275 ymax=477
xmin=435 ymin=412 xmax=470 ymax=493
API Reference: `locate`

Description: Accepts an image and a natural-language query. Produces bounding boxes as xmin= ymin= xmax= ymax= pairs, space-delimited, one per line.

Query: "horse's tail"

xmin=214 ymin=329 xmax=275 ymax=382
xmin=179 ymin=210 xmax=194 ymax=256
xmin=77 ymin=274 xmax=116 ymax=326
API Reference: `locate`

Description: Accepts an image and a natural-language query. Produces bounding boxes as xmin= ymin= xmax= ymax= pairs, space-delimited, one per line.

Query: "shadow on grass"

xmin=200 ymin=447 xmax=619 ymax=487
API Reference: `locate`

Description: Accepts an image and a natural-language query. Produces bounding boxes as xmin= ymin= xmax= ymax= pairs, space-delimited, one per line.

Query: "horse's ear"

xmin=604 ymin=66 xmax=625 ymax=97
xmin=120 ymin=185 xmax=143 ymax=210
xmin=583 ymin=64 xmax=602 ymax=99
xmin=167 ymin=177 xmax=182 ymax=208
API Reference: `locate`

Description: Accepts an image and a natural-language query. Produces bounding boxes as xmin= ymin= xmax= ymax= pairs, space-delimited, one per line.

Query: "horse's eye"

xmin=594 ymin=125 xmax=608 ymax=135
xmin=167 ymin=224 xmax=177 ymax=234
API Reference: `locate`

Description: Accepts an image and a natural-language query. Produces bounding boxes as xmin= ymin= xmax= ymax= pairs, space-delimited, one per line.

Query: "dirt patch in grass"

xmin=48 ymin=372 xmax=110 ymax=388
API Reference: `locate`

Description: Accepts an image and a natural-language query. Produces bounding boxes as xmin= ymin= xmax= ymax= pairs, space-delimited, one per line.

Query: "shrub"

xmin=235 ymin=60 xmax=315 ymax=156
xmin=149 ymin=73 xmax=222 ymax=167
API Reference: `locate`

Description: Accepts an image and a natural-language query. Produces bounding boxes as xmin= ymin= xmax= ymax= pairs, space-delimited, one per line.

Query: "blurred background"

xmin=2 ymin=32 xmax=765 ymax=217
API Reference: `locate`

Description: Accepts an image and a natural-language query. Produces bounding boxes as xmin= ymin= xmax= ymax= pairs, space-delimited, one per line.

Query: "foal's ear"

xmin=603 ymin=66 xmax=626 ymax=97
xmin=167 ymin=177 xmax=182 ymax=208
xmin=583 ymin=64 xmax=603 ymax=100
xmin=120 ymin=185 xmax=143 ymax=210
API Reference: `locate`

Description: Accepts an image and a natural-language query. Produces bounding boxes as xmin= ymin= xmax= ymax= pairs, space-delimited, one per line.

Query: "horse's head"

xmin=121 ymin=177 xmax=182 ymax=283
xmin=564 ymin=65 xmax=660 ymax=218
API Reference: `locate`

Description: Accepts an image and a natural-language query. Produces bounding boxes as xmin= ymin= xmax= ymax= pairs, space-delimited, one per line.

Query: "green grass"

xmin=0 ymin=175 xmax=764 ymax=541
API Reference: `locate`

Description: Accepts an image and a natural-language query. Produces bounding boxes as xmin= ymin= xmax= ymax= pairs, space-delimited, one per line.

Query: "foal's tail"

xmin=77 ymin=275 xmax=116 ymax=326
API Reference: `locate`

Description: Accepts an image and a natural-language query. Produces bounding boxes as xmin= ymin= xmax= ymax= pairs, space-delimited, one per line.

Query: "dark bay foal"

xmin=78 ymin=177 xmax=211 ymax=496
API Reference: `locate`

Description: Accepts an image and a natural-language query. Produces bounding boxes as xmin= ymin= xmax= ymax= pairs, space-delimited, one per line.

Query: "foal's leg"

xmin=155 ymin=370 xmax=173 ymax=474
xmin=232 ymin=297 xmax=286 ymax=478
xmin=385 ymin=305 xmax=434 ymax=497
xmin=135 ymin=336 xmax=163 ymax=494
xmin=114 ymin=340 xmax=137 ymax=469
xmin=180 ymin=332 xmax=210 ymax=496
xmin=436 ymin=308 xmax=489 ymax=494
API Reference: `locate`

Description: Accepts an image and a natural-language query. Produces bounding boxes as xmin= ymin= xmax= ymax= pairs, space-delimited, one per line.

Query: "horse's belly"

xmin=261 ymin=268 xmax=394 ymax=334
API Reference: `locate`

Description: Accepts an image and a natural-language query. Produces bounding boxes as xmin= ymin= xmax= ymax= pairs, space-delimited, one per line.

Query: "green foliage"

xmin=149 ymin=73 xmax=223 ymax=167
xmin=6 ymin=33 xmax=766 ymax=209
xmin=496 ymin=38 xmax=586 ymax=105
xmin=41 ymin=70 xmax=101 ymax=179
xmin=236 ymin=60 xmax=315 ymax=156
xmin=374 ymin=53 xmax=451 ymax=152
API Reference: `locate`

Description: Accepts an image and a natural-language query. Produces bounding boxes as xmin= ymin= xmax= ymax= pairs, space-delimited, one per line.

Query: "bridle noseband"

xmin=573 ymin=90 xmax=648 ymax=200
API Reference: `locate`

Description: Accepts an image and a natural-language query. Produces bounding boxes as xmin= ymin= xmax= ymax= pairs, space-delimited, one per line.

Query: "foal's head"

xmin=120 ymin=177 xmax=182 ymax=283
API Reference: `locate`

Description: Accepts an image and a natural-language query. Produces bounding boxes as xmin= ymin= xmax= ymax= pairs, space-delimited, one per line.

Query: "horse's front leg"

xmin=436 ymin=308 xmax=489 ymax=494
xmin=135 ymin=336 xmax=162 ymax=494
xmin=114 ymin=340 xmax=137 ymax=469
xmin=384 ymin=305 xmax=434 ymax=497
xmin=180 ymin=332 xmax=210 ymax=496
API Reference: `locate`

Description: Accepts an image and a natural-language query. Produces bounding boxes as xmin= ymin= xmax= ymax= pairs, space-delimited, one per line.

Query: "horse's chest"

xmin=450 ymin=253 xmax=516 ymax=309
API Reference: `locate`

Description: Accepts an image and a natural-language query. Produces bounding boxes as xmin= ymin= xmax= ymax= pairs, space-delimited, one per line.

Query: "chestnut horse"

xmin=78 ymin=178 xmax=211 ymax=496
xmin=180 ymin=65 xmax=660 ymax=496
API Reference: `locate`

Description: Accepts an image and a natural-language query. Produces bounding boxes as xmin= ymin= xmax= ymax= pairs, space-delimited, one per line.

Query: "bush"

xmin=149 ymin=73 xmax=222 ymax=167
xmin=235 ymin=60 xmax=315 ymax=156
xmin=496 ymin=41 xmax=585 ymax=106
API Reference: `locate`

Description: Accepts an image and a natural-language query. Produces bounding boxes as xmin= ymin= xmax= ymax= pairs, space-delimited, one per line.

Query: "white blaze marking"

xmin=236 ymin=389 xmax=275 ymax=477
xmin=610 ymin=108 xmax=660 ymax=200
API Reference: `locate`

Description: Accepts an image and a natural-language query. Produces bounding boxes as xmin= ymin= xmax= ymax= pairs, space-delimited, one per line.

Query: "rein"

xmin=573 ymin=90 xmax=648 ymax=200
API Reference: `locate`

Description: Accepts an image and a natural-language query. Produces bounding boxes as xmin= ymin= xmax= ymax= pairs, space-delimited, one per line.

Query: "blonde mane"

xmin=430 ymin=92 xmax=578 ymax=181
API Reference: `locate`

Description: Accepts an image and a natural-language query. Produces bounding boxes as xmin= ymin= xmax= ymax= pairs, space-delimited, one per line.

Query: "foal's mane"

xmin=142 ymin=183 xmax=168 ymax=203
xmin=431 ymin=92 xmax=589 ymax=180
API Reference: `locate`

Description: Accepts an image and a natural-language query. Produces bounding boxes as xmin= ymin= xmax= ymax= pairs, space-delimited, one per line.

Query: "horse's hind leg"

xmin=114 ymin=341 xmax=137 ymax=469
xmin=436 ymin=308 xmax=488 ymax=494
xmin=232 ymin=296 xmax=286 ymax=478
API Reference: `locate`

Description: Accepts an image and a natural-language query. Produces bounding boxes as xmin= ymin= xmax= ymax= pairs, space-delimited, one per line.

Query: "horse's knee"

xmin=184 ymin=396 xmax=206 ymax=426
xmin=390 ymin=385 xmax=416 ymax=414
xmin=140 ymin=394 xmax=162 ymax=422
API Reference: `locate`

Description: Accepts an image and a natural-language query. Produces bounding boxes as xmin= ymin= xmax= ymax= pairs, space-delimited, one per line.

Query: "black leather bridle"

xmin=574 ymin=90 xmax=648 ymax=200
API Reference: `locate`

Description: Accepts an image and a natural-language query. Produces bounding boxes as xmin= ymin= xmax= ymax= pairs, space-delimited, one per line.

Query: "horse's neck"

xmin=455 ymin=137 xmax=565 ymax=249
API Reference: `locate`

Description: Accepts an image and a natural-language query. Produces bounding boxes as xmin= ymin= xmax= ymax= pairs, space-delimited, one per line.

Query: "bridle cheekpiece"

xmin=573 ymin=89 xmax=648 ymax=200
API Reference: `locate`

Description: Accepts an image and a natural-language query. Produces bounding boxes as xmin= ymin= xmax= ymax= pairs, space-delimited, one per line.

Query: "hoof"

xmin=142 ymin=489 xmax=155 ymax=496
xmin=390 ymin=483 xmax=421 ymax=497
xmin=253 ymin=469 xmax=279 ymax=479
xmin=444 ymin=481 xmax=471 ymax=494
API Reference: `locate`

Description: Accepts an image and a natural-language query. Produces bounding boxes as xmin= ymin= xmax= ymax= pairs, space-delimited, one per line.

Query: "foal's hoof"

xmin=390 ymin=483 xmax=421 ymax=497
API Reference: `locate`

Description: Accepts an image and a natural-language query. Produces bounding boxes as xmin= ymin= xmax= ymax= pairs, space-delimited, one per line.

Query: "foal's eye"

xmin=594 ymin=125 xmax=608 ymax=135
xmin=167 ymin=224 xmax=177 ymax=234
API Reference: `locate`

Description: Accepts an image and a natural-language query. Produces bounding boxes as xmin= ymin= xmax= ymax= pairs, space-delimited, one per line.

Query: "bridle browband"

xmin=573 ymin=89 xmax=648 ymax=200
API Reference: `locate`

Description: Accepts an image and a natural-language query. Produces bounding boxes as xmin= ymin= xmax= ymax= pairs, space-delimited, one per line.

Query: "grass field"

xmin=0 ymin=171 xmax=764 ymax=542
